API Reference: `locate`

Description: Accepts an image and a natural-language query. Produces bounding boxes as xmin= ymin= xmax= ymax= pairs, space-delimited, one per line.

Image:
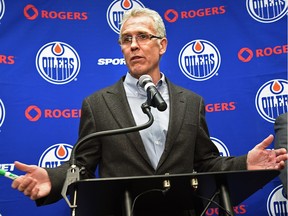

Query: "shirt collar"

xmin=124 ymin=72 xmax=166 ymax=96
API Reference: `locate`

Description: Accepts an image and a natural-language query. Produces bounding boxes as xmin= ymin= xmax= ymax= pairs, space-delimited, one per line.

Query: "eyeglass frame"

xmin=118 ymin=32 xmax=163 ymax=46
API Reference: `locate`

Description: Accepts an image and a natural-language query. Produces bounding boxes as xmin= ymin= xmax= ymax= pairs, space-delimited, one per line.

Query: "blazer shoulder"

xmin=275 ymin=112 xmax=288 ymax=125
xmin=85 ymin=77 xmax=125 ymax=100
xmin=167 ymin=78 xmax=203 ymax=100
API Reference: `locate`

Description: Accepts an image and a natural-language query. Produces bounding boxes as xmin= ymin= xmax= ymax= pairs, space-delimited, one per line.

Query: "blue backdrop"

xmin=0 ymin=0 xmax=287 ymax=215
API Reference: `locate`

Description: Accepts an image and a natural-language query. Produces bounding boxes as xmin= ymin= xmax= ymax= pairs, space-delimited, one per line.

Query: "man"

xmin=274 ymin=112 xmax=288 ymax=198
xmin=12 ymin=8 xmax=288 ymax=215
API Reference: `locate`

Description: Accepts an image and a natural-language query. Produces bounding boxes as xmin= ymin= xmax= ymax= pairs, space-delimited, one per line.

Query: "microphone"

xmin=139 ymin=75 xmax=167 ymax=111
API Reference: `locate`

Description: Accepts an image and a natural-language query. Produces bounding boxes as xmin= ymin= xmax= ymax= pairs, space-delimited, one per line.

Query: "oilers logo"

xmin=267 ymin=185 xmax=288 ymax=215
xmin=255 ymin=79 xmax=288 ymax=123
xmin=0 ymin=99 xmax=5 ymax=128
xmin=210 ymin=137 xmax=230 ymax=157
xmin=178 ymin=39 xmax=221 ymax=81
xmin=107 ymin=0 xmax=145 ymax=34
xmin=38 ymin=143 xmax=73 ymax=168
xmin=0 ymin=0 xmax=5 ymax=21
xmin=246 ymin=0 xmax=287 ymax=23
xmin=35 ymin=41 xmax=81 ymax=85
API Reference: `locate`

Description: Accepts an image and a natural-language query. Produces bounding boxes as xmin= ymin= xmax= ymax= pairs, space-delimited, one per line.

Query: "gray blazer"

xmin=274 ymin=112 xmax=288 ymax=198
xmin=40 ymin=76 xmax=247 ymax=205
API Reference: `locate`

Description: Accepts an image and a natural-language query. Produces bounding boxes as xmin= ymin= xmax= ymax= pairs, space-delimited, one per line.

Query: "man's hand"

xmin=247 ymin=135 xmax=288 ymax=170
xmin=11 ymin=161 xmax=51 ymax=200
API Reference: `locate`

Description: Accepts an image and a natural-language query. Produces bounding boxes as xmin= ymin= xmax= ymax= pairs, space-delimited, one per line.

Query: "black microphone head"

xmin=139 ymin=74 xmax=152 ymax=88
xmin=157 ymin=102 xmax=167 ymax=111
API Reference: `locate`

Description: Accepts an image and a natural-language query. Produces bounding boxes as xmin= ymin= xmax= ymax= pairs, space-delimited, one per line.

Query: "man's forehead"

xmin=121 ymin=16 xmax=154 ymax=34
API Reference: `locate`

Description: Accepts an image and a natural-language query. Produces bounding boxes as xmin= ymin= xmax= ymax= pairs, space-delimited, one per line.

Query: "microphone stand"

xmin=61 ymin=102 xmax=154 ymax=213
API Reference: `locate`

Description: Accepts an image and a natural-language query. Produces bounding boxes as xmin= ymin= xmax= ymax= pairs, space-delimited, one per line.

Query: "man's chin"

xmin=129 ymin=69 xmax=147 ymax=78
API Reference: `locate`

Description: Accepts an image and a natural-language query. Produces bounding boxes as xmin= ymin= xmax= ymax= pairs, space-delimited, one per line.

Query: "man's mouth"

xmin=131 ymin=56 xmax=142 ymax=61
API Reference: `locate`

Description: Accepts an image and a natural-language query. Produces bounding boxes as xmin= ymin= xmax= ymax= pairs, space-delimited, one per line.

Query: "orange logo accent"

xmin=121 ymin=0 xmax=132 ymax=9
xmin=54 ymin=44 xmax=62 ymax=54
xmin=23 ymin=4 xmax=39 ymax=20
xmin=238 ymin=48 xmax=253 ymax=62
xmin=164 ymin=9 xmax=178 ymax=23
xmin=25 ymin=105 xmax=41 ymax=122
xmin=272 ymin=81 xmax=282 ymax=93
xmin=57 ymin=145 xmax=67 ymax=158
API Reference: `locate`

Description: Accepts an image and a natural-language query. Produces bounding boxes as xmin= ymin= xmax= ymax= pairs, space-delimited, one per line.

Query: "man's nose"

xmin=130 ymin=36 xmax=140 ymax=48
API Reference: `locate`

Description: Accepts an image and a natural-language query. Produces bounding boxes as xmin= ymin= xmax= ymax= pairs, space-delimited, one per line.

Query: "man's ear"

xmin=159 ymin=38 xmax=168 ymax=55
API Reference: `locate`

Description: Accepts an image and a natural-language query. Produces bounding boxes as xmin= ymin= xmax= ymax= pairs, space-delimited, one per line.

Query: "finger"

xmin=11 ymin=175 xmax=25 ymax=189
xmin=18 ymin=177 xmax=34 ymax=192
xmin=275 ymin=161 xmax=286 ymax=170
xmin=255 ymin=134 xmax=274 ymax=150
xmin=14 ymin=161 xmax=34 ymax=173
xmin=276 ymin=154 xmax=288 ymax=163
xmin=23 ymin=179 xmax=37 ymax=196
xmin=274 ymin=148 xmax=287 ymax=156
xmin=30 ymin=187 xmax=40 ymax=200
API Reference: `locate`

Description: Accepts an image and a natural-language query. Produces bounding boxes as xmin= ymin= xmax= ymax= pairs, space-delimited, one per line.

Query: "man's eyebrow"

xmin=121 ymin=31 xmax=147 ymax=36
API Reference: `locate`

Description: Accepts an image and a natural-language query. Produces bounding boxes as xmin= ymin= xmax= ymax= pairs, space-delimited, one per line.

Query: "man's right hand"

xmin=11 ymin=161 xmax=51 ymax=200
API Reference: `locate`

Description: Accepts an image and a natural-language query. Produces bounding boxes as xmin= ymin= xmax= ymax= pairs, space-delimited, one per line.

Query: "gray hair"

xmin=119 ymin=8 xmax=166 ymax=38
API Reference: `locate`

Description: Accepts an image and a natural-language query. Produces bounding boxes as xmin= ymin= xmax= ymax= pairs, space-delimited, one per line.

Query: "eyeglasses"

xmin=119 ymin=33 xmax=163 ymax=46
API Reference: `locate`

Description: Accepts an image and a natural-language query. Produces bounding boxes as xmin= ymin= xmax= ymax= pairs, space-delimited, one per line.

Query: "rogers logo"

xmin=238 ymin=48 xmax=253 ymax=62
xmin=0 ymin=55 xmax=15 ymax=64
xmin=164 ymin=6 xmax=226 ymax=23
xmin=238 ymin=44 xmax=288 ymax=62
xmin=206 ymin=205 xmax=247 ymax=215
xmin=164 ymin=9 xmax=179 ymax=23
xmin=23 ymin=4 xmax=38 ymax=20
xmin=205 ymin=102 xmax=236 ymax=113
xmin=23 ymin=4 xmax=88 ymax=21
xmin=25 ymin=105 xmax=41 ymax=122
xmin=25 ymin=105 xmax=81 ymax=122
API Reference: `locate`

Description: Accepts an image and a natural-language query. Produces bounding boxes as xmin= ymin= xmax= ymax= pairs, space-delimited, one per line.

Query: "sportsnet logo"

xmin=38 ymin=143 xmax=73 ymax=168
xmin=36 ymin=41 xmax=81 ymax=85
xmin=178 ymin=39 xmax=221 ymax=81
xmin=255 ymin=79 xmax=288 ymax=123
xmin=246 ymin=0 xmax=287 ymax=23
xmin=0 ymin=163 xmax=15 ymax=172
xmin=107 ymin=0 xmax=145 ymax=34
xmin=0 ymin=99 xmax=5 ymax=128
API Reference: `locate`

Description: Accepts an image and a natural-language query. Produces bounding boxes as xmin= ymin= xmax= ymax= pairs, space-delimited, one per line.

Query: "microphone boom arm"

xmin=61 ymin=102 xmax=154 ymax=209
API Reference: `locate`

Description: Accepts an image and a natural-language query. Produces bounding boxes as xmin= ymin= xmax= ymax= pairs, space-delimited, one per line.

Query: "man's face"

xmin=120 ymin=16 xmax=167 ymax=79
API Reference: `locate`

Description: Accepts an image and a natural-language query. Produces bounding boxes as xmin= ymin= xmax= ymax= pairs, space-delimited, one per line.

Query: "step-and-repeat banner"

xmin=0 ymin=0 xmax=287 ymax=215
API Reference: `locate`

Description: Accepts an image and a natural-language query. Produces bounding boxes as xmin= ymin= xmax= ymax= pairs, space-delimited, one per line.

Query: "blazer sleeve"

xmin=193 ymin=98 xmax=247 ymax=172
xmin=36 ymin=97 xmax=101 ymax=206
xmin=274 ymin=112 xmax=288 ymax=197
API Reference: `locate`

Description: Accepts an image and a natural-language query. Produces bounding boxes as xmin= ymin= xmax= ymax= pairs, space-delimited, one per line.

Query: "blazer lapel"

xmin=157 ymin=80 xmax=186 ymax=169
xmin=102 ymin=77 xmax=152 ymax=166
